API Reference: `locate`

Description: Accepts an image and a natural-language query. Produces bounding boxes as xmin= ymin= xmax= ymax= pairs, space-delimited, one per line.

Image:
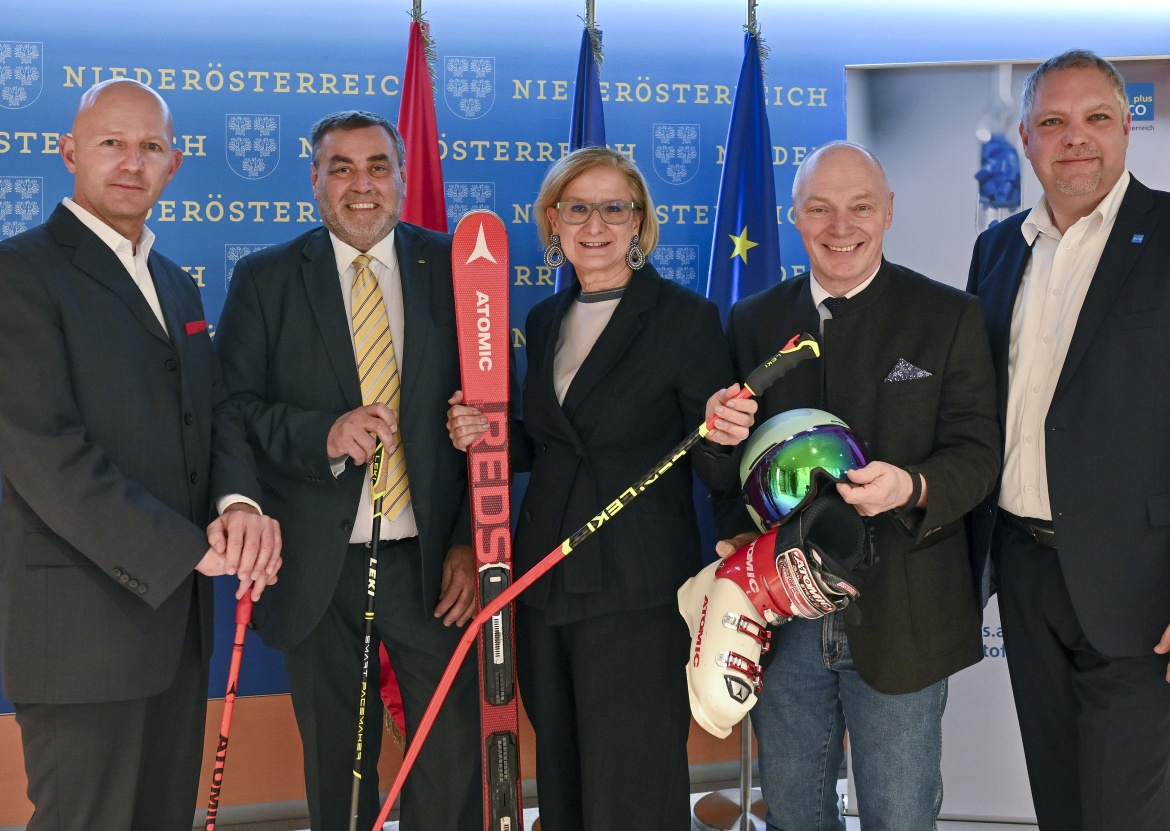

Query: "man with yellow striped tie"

xmin=216 ymin=110 xmax=482 ymax=831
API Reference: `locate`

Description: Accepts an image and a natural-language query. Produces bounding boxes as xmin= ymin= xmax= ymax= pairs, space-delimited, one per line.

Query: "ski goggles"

xmin=743 ymin=425 xmax=871 ymax=528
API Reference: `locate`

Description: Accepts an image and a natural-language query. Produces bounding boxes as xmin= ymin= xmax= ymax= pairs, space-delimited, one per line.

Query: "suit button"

xmin=184 ymin=413 xmax=194 ymax=425
xmin=128 ymin=579 xmax=139 ymax=589
xmin=523 ymin=511 xmax=531 ymax=522
xmin=137 ymin=584 xmax=148 ymax=595
xmin=164 ymin=358 xmax=177 ymax=371
xmin=341 ymin=519 xmax=353 ymax=533
xmin=119 ymin=573 xmax=130 ymax=584
xmin=190 ymin=471 xmax=200 ymax=484
xmin=540 ymin=444 xmax=548 ymax=453
xmin=112 ymin=567 xmax=122 ymax=577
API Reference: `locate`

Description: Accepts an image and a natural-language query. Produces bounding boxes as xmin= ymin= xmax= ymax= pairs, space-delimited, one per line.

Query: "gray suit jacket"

xmin=0 ymin=204 xmax=260 ymax=704
xmin=215 ymin=223 xmax=470 ymax=651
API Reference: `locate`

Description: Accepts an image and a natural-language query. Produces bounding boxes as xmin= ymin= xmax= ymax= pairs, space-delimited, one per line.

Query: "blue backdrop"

xmin=2 ymin=0 xmax=1168 ymax=712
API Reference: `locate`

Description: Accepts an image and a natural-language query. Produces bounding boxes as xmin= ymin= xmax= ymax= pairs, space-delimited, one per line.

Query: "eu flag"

xmin=706 ymin=32 xmax=781 ymax=319
xmin=555 ymin=24 xmax=607 ymax=292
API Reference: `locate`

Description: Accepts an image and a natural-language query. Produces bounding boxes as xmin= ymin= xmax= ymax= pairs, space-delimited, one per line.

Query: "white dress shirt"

xmin=61 ymin=198 xmax=259 ymax=516
xmin=1000 ymin=171 xmax=1131 ymax=520
xmin=327 ymin=230 xmax=419 ymax=542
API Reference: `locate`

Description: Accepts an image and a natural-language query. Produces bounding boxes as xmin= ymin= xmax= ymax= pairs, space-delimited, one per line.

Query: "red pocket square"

xmin=185 ymin=320 xmax=208 ymax=335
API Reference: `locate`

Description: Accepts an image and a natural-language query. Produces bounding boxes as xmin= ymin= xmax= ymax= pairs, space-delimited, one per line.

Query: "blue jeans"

xmin=752 ymin=614 xmax=947 ymax=831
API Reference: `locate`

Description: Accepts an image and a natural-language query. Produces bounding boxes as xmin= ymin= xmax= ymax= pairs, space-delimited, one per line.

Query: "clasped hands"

xmin=199 ymin=504 xmax=283 ymax=600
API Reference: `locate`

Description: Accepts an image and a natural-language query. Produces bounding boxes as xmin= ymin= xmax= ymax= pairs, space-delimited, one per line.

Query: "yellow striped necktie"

xmin=350 ymin=254 xmax=410 ymax=519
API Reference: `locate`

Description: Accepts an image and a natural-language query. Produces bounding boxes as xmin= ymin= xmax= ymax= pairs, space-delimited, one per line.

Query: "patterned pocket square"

xmin=884 ymin=358 xmax=932 ymax=382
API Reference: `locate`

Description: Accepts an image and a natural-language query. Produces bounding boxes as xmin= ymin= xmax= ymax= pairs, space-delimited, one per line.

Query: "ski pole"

xmin=349 ymin=441 xmax=389 ymax=831
xmin=204 ymin=592 xmax=254 ymax=831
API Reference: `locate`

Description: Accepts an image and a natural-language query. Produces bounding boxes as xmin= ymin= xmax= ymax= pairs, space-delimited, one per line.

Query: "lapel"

xmin=47 ymin=205 xmax=170 ymax=346
xmin=148 ymin=252 xmax=191 ymax=351
xmin=560 ymin=266 xmax=659 ymax=420
xmin=1051 ymin=177 xmax=1157 ymax=407
xmin=751 ymin=277 xmax=822 ymax=416
xmin=983 ymin=221 xmax=1032 ymax=422
xmin=394 ymin=222 xmax=433 ymax=409
xmin=299 ymin=228 xmax=363 ymax=409
xmin=790 ymin=276 xmax=823 ymax=340
xmin=533 ymin=285 xmax=590 ymax=456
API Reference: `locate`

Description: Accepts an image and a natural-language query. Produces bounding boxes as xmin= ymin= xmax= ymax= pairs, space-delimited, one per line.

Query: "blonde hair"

xmin=534 ymin=146 xmax=659 ymax=255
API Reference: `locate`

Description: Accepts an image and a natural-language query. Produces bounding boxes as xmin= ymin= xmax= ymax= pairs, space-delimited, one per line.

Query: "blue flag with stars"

xmin=706 ymin=31 xmax=780 ymax=319
xmin=555 ymin=24 xmax=607 ymax=293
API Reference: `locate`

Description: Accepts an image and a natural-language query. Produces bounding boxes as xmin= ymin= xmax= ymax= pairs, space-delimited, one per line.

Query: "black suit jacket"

xmin=714 ymin=262 xmax=1000 ymax=694
xmin=968 ymin=176 xmax=1170 ymax=657
xmin=215 ymin=223 xmax=470 ymax=651
xmin=512 ymin=265 xmax=735 ymax=625
xmin=0 ymin=205 xmax=260 ymax=704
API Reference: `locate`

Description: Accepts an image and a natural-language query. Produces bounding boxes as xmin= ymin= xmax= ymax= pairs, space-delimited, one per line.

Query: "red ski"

xmin=451 ymin=210 xmax=521 ymax=831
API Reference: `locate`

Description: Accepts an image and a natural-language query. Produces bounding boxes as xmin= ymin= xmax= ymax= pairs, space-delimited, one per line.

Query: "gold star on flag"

xmin=729 ymin=227 xmax=759 ymax=264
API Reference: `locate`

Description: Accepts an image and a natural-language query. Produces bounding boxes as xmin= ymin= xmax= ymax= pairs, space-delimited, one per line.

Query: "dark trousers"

xmin=284 ymin=538 xmax=482 ymax=831
xmin=994 ymin=515 xmax=1170 ymax=831
xmin=14 ymin=599 xmax=208 ymax=831
xmin=516 ymin=602 xmax=692 ymax=831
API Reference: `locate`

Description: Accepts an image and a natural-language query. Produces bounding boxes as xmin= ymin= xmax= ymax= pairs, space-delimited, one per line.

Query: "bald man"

xmin=0 ymin=79 xmax=280 ymax=831
xmin=708 ymin=141 xmax=1000 ymax=831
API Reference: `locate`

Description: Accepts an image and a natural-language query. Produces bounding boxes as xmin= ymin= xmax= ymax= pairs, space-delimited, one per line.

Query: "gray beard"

xmin=1053 ymin=167 xmax=1103 ymax=198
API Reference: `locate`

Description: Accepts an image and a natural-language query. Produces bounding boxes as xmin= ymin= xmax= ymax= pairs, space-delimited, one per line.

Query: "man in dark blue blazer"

xmin=215 ymin=111 xmax=481 ymax=831
xmin=0 ymin=80 xmax=280 ymax=831
xmin=968 ymin=50 xmax=1170 ymax=830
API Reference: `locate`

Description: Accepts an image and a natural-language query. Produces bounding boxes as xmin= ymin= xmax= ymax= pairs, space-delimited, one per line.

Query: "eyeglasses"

xmin=554 ymin=201 xmax=640 ymax=225
xmin=743 ymin=425 xmax=871 ymax=528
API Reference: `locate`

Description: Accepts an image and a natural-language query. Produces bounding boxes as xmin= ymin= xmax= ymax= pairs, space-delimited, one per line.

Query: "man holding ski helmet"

xmin=702 ymin=141 xmax=1000 ymax=831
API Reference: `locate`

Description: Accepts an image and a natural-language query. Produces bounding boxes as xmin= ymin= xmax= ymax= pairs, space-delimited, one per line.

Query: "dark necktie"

xmin=822 ymin=295 xmax=847 ymax=319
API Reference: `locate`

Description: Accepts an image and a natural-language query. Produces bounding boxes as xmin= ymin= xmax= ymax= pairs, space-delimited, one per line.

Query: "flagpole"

xmin=554 ymin=0 xmax=607 ymax=292
xmin=693 ymin=9 xmax=767 ymax=827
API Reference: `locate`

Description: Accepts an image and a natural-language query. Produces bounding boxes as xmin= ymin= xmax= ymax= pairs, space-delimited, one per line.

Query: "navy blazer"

xmin=714 ymin=261 xmax=1000 ymax=694
xmin=968 ymin=176 xmax=1170 ymax=657
xmin=215 ymin=223 xmax=471 ymax=651
xmin=0 ymin=205 xmax=260 ymax=703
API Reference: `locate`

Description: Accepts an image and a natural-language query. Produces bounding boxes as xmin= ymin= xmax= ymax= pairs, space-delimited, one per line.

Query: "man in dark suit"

xmin=0 ymin=79 xmax=280 ymax=831
xmin=215 ymin=111 xmax=480 ymax=831
xmin=967 ymin=50 xmax=1170 ymax=830
xmin=711 ymin=141 xmax=1000 ymax=831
